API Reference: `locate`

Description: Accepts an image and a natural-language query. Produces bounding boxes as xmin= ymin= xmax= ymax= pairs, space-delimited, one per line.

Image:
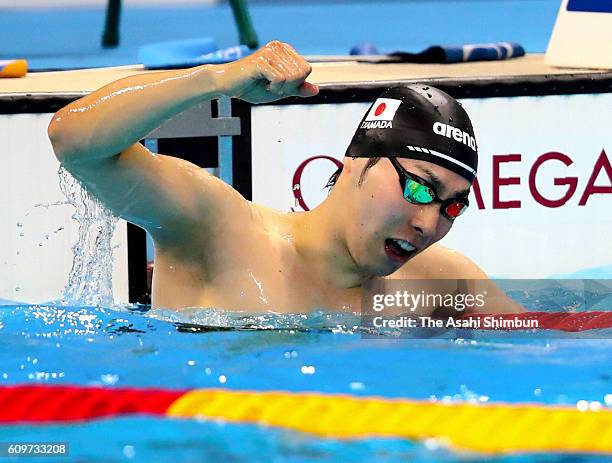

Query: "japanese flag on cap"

xmin=346 ymin=85 xmax=479 ymax=182
xmin=364 ymin=98 xmax=402 ymax=122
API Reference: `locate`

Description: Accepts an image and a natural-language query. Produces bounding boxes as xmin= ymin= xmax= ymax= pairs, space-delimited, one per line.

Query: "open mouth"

xmin=384 ymin=238 xmax=418 ymax=263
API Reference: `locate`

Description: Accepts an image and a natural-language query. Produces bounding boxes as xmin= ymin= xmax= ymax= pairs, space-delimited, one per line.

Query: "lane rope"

xmin=1 ymin=385 xmax=611 ymax=454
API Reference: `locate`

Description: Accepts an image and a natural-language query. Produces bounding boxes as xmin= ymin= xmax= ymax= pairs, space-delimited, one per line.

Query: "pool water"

xmin=1 ymin=302 xmax=612 ymax=462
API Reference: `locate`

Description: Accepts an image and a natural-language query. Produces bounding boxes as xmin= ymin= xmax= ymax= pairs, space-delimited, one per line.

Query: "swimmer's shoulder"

xmin=389 ymin=245 xmax=525 ymax=314
xmin=245 ymin=202 xmax=300 ymax=233
xmin=154 ymin=197 xmax=284 ymax=259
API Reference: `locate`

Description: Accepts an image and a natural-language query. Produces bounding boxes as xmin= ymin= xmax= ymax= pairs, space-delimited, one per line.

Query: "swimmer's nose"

xmin=409 ymin=204 xmax=441 ymax=238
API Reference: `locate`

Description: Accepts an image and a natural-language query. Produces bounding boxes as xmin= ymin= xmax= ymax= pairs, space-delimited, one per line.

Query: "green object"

xmin=102 ymin=0 xmax=122 ymax=48
xmin=229 ymin=0 xmax=259 ymax=49
xmin=388 ymin=158 xmax=470 ymax=220
xmin=101 ymin=0 xmax=257 ymax=50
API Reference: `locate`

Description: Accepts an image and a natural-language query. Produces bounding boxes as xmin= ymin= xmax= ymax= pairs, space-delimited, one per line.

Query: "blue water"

xmin=4 ymin=417 xmax=612 ymax=463
xmin=1 ymin=303 xmax=612 ymax=462
xmin=0 ymin=0 xmax=560 ymax=70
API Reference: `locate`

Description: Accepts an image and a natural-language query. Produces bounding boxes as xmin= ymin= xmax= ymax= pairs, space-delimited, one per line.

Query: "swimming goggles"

xmin=388 ymin=157 xmax=469 ymax=220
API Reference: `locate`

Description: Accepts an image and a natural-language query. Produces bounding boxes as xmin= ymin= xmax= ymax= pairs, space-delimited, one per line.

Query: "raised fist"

xmin=219 ymin=41 xmax=319 ymax=103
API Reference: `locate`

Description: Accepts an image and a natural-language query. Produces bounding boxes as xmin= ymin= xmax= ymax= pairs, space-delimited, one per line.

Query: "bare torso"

xmin=152 ymin=204 xmax=357 ymax=311
xmin=151 ymin=202 xmax=444 ymax=313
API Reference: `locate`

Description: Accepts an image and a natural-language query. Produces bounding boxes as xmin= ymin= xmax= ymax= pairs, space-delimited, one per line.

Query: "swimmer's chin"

xmin=371 ymin=250 xmax=422 ymax=278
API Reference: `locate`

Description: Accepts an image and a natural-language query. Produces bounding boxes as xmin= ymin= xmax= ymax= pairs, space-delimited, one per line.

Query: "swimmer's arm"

xmin=48 ymin=41 xmax=317 ymax=165
xmin=48 ymin=66 xmax=221 ymax=166
xmin=47 ymin=41 xmax=318 ymax=235
xmin=47 ymin=61 xmax=229 ymax=236
xmin=431 ymin=245 xmax=526 ymax=315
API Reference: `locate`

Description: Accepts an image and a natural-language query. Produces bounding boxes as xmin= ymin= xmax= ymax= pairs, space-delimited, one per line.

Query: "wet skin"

xmin=149 ymin=157 xmax=490 ymax=313
xmin=48 ymin=41 xmax=523 ymax=314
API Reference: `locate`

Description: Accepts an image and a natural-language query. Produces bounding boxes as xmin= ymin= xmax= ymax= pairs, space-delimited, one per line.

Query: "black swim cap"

xmin=346 ymin=84 xmax=478 ymax=181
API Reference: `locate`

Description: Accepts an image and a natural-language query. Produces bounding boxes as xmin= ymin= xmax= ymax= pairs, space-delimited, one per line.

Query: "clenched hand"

xmin=218 ymin=41 xmax=319 ymax=104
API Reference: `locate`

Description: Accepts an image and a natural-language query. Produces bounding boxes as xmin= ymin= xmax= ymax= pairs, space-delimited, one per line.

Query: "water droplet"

xmin=576 ymin=400 xmax=589 ymax=411
xmin=122 ymin=445 xmax=136 ymax=459
xmin=589 ymin=401 xmax=602 ymax=411
xmin=14 ymin=286 xmax=20 ymax=292
xmin=101 ymin=373 xmax=119 ymax=385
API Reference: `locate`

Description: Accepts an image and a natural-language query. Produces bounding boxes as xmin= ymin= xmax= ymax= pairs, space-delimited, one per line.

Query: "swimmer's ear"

xmin=298 ymin=82 xmax=319 ymax=97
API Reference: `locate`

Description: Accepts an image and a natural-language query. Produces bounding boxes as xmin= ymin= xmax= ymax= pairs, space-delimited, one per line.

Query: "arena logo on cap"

xmin=433 ymin=121 xmax=477 ymax=152
xmin=361 ymin=98 xmax=402 ymax=129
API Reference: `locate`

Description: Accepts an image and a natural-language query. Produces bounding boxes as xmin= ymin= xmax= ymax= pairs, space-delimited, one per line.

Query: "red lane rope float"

xmin=460 ymin=311 xmax=612 ymax=331
xmin=1 ymin=385 xmax=612 ymax=454
xmin=0 ymin=385 xmax=184 ymax=423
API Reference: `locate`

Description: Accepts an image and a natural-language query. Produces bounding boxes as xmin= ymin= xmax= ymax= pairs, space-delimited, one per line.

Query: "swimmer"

xmin=48 ymin=41 xmax=524 ymax=315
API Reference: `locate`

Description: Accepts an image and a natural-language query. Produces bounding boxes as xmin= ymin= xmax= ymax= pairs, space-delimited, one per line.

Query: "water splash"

xmin=58 ymin=167 xmax=118 ymax=307
xmin=147 ymin=307 xmax=361 ymax=333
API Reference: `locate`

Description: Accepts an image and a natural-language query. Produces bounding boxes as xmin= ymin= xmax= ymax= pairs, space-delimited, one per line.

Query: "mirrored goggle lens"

xmin=443 ymin=201 xmax=468 ymax=219
xmin=404 ymin=179 xmax=434 ymax=204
